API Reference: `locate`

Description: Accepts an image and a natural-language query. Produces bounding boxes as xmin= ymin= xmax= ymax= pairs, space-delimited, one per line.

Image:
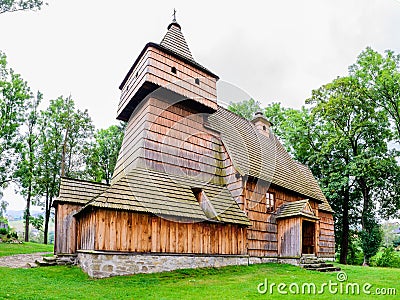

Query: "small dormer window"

xmin=266 ymin=192 xmax=275 ymax=212
xmin=263 ymin=125 xmax=266 ymax=131
xmin=171 ymin=66 xmax=177 ymax=74
xmin=195 ymin=78 xmax=200 ymax=85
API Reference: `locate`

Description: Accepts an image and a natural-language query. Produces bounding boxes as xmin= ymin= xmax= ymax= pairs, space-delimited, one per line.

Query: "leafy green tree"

xmin=36 ymin=96 xmax=94 ymax=243
xmin=14 ymin=91 xmax=41 ymax=241
xmin=85 ymin=124 xmax=124 ymax=184
xmin=350 ymin=47 xmax=400 ymax=140
xmin=0 ymin=0 xmax=44 ymax=14
xmin=0 ymin=51 xmax=30 ymax=188
xmin=227 ymin=98 xmax=261 ymax=120
xmin=360 ymin=213 xmax=383 ymax=265
xmin=307 ymin=76 xmax=395 ymax=265
xmin=30 ymin=214 xmax=43 ymax=232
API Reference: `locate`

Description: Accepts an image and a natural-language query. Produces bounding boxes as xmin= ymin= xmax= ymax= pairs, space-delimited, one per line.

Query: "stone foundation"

xmin=77 ymin=251 xmax=334 ymax=278
xmin=78 ymin=251 xmax=249 ymax=278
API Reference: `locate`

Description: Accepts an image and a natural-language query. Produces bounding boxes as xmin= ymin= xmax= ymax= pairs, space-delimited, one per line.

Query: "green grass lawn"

xmin=0 ymin=242 xmax=53 ymax=257
xmin=0 ymin=263 xmax=399 ymax=299
xmin=0 ymin=243 xmax=398 ymax=299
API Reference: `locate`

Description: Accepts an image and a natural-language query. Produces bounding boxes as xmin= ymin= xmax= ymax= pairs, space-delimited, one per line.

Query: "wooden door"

xmin=302 ymin=221 xmax=315 ymax=255
xmin=277 ymin=218 xmax=301 ymax=257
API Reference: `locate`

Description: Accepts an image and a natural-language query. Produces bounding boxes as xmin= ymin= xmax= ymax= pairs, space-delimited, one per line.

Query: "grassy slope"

xmin=0 ymin=242 xmax=53 ymax=257
xmin=0 ymin=263 xmax=399 ymax=299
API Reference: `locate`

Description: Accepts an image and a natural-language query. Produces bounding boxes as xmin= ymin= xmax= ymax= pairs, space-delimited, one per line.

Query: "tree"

xmin=0 ymin=0 xmax=44 ymax=14
xmin=0 ymin=51 xmax=30 ymax=190
xmin=350 ymin=48 xmax=400 ymax=141
xmin=227 ymin=98 xmax=261 ymax=120
xmin=14 ymin=91 xmax=41 ymax=241
xmin=307 ymin=76 xmax=395 ymax=265
xmin=30 ymin=214 xmax=43 ymax=232
xmin=85 ymin=124 xmax=125 ymax=184
xmin=360 ymin=212 xmax=383 ymax=265
xmin=36 ymin=96 xmax=93 ymax=243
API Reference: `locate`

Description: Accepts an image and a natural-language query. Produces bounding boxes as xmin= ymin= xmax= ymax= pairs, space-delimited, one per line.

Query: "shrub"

xmin=0 ymin=228 xmax=8 ymax=235
xmin=376 ymin=247 xmax=400 ymax=268
xmin=347 ymin=235 xmax=364 ymax=265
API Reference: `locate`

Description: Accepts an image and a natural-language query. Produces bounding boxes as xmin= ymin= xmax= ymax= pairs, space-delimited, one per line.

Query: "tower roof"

xmin=119 ymin=20 xmax=218 ymax=90
xmin=160 ymin=22 xmax=195 ymax=62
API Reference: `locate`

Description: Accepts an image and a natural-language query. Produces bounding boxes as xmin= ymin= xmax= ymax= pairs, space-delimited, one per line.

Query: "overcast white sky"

xmin=1 ymin=0 xmax=400 ymax=210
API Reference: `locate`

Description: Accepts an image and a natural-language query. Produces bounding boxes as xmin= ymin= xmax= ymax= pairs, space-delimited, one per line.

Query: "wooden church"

xmin=54 ymin=16 xmax=335 ymax=278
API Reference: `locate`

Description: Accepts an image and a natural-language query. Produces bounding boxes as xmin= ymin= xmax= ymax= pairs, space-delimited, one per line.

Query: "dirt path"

xmin=0 ymin=252 xmax=51 ymax=268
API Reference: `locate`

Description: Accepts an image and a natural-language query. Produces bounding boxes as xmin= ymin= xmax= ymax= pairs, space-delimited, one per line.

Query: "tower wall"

xmin=117 ymin=46 xmax=218 ymax=121
xmin=112 ymin=95 xmax=234 ymax=186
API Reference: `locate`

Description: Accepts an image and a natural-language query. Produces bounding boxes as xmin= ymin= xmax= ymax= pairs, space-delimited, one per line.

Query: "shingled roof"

xmin=160 ymin=22 xmax=194 ymax=62
xmin=54 ymin=178 xmax=109 ymax=205
xmin=207 ymin=107 xmax=333 ymax=212
xmin=294 ymin=161 xmax=333 ymax=212
xmin=79 ymin=168 xmax=250 ymax=226
xmin=119 ymin=23 xmax=218 ymax=91
xmin=276 ymin=199 xmax=319 ymax=220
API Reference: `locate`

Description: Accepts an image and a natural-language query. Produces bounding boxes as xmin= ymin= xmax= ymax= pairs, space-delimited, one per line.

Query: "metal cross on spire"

xmin=172 ymin=8 xmax=177 ymax=22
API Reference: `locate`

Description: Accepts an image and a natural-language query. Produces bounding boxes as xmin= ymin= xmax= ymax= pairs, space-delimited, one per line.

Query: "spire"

xmin=160 ymin=10 xmax=194 ymax=62
xmin=172 ymin=8 xmax=177 ymax=22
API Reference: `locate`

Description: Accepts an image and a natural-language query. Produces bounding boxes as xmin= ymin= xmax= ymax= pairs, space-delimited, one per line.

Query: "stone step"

xmin=301 ymin=259 xmax=326 ymax=265
xmin=300 ymin=263 xmax=334 ymax=269
xmin=25 ymin=262 xmax=38 ymax=268
xmin=56 ymin=255 xmax=77 ymax=265
xmin=43 ymin=256 xmax=57 ymax=262
xmin=306 ymin=266 xmax=341 ymax=272
xmin=35 ymin=259 xmax=57 ymax=266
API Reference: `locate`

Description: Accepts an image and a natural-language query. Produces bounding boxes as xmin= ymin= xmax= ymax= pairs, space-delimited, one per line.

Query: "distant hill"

xmin=6 ymin=209 xmax=45 ymax=221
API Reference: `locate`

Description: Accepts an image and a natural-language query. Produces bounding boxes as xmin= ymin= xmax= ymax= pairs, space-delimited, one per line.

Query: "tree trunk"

xmin=43 ymin=193 xmax=50 ymax=244
xmin=363 ymin=256 xmax=370 ymax=266
xmin=359 ymin=177 xmax=372 ymax=266
xmin=43 ymin=206 xmax=50 ymax=244
xmin=339 ymin=187 xmax=350 ymax=264
xmin=60 ymin=126 xmax=69 ymax=177
xmin=24 ymin=192 xmax=31 ymax=242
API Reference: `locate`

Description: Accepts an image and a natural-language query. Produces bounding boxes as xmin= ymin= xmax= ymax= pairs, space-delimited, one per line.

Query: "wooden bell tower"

xmin=116 ymin=17 xmax=219 ymax=122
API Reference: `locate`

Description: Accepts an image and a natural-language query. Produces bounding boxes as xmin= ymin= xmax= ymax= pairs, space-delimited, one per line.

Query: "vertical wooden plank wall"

xmin=77 ymin=209 xmax=247 ymax=255
xmin=55 ymin=203 xmax=83 ymax=254
xmin=77 ymin=210 xmax=96 ymax=250
xmin=277 ymin=217 xmax=301 ymax=257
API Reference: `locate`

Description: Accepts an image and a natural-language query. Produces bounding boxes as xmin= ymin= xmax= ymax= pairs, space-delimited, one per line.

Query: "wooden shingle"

xmin=208 ymin=107 xmax=333 ymax=212
xmin=276 ymin=199 xmax=319 ymax=220
xmin=54 ymin=178 xmax=109 ymax=205
xmin=80 ymin=168 xmax=250 ymax=226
